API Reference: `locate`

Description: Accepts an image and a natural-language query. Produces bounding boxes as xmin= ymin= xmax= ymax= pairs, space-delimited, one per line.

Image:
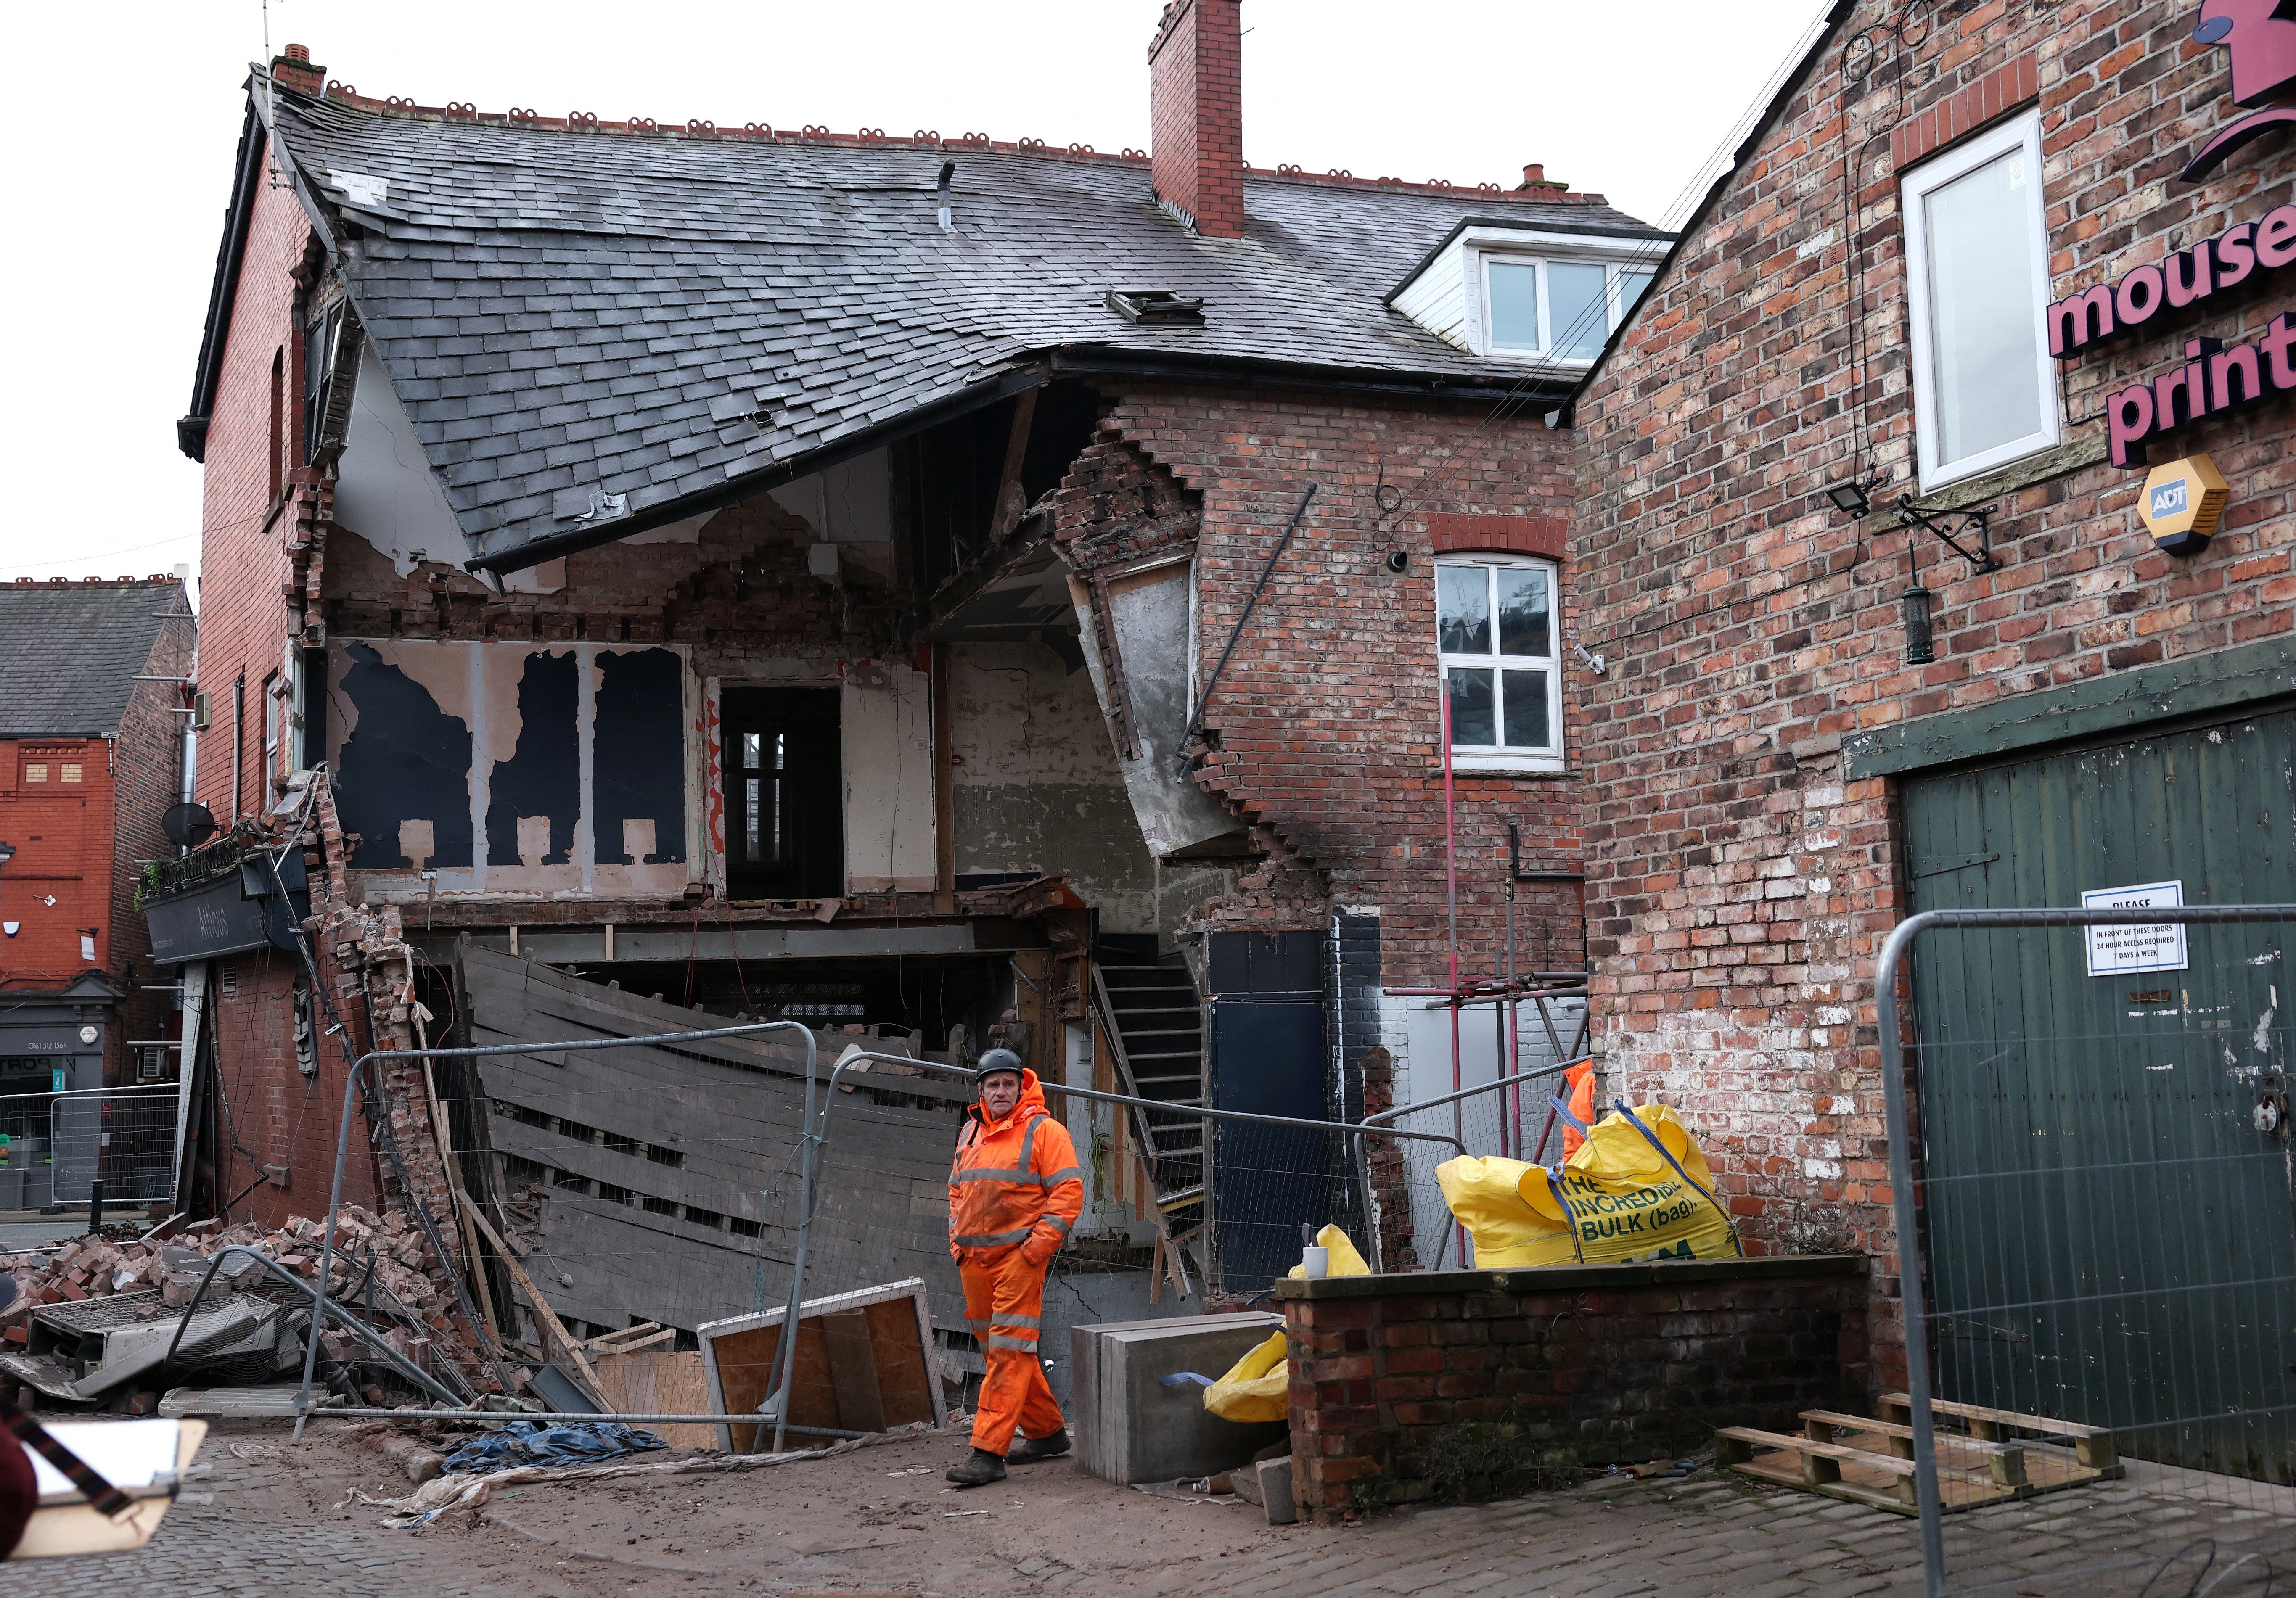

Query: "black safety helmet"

xmin=976 ymin=1047 xmax=1025 ymax=1086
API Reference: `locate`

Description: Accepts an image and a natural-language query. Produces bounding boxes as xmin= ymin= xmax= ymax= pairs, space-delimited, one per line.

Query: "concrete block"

xmin=1074 ymin=1313 xmax=1288 ymax=1486
xmin=1255 ymin=1455 xmax=1298 ymax=1525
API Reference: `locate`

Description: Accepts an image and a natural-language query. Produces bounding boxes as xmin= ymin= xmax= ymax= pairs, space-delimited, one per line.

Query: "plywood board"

xmin=699 ymin=1278 xmax=944 ymax=1454
xmin=592 ymin=1348 xmax=717 ymax=1450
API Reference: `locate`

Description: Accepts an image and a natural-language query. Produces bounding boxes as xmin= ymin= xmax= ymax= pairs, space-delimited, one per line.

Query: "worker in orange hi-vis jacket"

xmin=945 ymin=1048 xmax=1084 ymax=1487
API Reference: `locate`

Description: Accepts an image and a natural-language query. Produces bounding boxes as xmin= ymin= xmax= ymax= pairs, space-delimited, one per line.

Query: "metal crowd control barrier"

xmin=1877 ymin=905 xmax=2296 ymax=1597
xmin=1361 ymin=1053 xmax=1590 ymax=1270
xmin=295 ymin=1020 xmax=817 ymax=1441
xmin=804 ymin=1050 xmax=1473 ymax=1289
xmin=0 ymin=1085 xmax=177 ymax=1212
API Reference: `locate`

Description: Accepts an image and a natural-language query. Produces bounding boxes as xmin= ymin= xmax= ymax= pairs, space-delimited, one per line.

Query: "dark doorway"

xmin=723 ymin=688 xmax=843 ymax=900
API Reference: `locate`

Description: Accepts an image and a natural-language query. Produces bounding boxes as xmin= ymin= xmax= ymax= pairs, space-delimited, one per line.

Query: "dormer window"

xmin=1386 ymin=222 xmax=1673 ymax=365
xmin=1481 ymin=256 xmax=1653 ymax=362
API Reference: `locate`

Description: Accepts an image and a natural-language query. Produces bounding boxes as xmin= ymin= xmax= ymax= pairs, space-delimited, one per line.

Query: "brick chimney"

xmin=271 ymin=43 xmax=325 ymax=97
xmin=1148 ymin=0 xmax=1246 ymax=239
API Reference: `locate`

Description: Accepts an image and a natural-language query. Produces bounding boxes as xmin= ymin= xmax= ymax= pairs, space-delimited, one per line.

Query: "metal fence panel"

xmin=1879 ymin=906 xmax=2296 ymax=1596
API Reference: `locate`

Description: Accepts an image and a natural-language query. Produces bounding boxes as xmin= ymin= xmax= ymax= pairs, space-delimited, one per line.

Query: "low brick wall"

xmin=1278 ymin=1255 xmax=1868 ymax=1521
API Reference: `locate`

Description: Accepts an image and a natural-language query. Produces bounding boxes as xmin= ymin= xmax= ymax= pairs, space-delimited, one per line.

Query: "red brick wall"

xmin=0 ymin=732 xmax=115 ymax=988
xmin=1147 ymin=0 xmax=1246 ymax=238
xmin=196 ymin=139 xmax=311 ymax=828
xmin=1568 ymin=0 xmax=2296 ymax=1379
xmin=1280 ymin=1257 xmax=1867 ymax=1520
xmin=1092 ymin=385 xmax=1588 ymax=982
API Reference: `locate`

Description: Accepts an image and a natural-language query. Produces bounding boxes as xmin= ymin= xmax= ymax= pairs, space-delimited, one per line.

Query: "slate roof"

xmin=258 ymin=89 xmax=1667 ymax=573
xmin=0 ymin=581 xmax=187 ymax=738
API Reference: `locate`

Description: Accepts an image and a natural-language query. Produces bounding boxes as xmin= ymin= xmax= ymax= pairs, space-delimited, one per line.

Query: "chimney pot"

xmin=1522 ymin=164 xmax=1543 ymax=185
xmin=1147 ymin=0 xmax=1246 ymax=239
xmin=270 ymin=44 xmax=326 ymax=96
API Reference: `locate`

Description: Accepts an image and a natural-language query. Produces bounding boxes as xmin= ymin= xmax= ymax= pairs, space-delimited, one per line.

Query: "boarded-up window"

xmin=21 ymin=764 xmax=46 ymax=784
xmin=58 ymin=763 xmax=82 ymax=784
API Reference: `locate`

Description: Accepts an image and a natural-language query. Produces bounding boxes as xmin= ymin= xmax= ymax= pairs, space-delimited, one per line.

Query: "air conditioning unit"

xmin=137 ymin=1047 xmax=169 ymax=1081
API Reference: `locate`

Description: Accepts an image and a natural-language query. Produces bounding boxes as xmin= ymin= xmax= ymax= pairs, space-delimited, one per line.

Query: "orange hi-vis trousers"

xmin=961 ymin=1250 xmax=1063 ymax=1454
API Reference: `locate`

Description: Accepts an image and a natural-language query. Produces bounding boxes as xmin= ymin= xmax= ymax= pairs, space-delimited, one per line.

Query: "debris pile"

xmin=0 ymin=1204 xmax=492 ymax=1404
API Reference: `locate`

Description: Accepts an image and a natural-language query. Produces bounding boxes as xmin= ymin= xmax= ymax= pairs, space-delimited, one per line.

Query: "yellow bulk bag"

xmin=1436 ymin=1102 xmax=1740 ymax=1268
xmin=1202 ymin=1329 xmax=1290 ymax=1424
xmin=1432 ymin=1155 xmax=1550 ymax=1267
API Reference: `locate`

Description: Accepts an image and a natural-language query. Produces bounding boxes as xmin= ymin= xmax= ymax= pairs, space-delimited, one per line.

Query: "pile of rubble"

xmin=0 ymin=1204 xmax=490 ymax=1397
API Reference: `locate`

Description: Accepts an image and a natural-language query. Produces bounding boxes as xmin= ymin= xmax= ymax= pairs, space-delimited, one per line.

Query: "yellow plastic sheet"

xmin=1202 ymin=1227 xmax=1372 ymax=1423
xmin=1435 ymin=1103 xmax=1738 ymax=1268
xmin=1202 ymin=1329 xmax=1290 ymax=1424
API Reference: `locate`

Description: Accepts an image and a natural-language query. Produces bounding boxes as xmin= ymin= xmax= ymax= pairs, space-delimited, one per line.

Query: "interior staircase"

xmin=1092 ymin=954 xmax=1207 ymax=1247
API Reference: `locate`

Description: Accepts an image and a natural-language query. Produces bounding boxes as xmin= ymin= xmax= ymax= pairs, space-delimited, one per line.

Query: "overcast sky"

xmin=0 ymin=0 xmax=1829 ymax=597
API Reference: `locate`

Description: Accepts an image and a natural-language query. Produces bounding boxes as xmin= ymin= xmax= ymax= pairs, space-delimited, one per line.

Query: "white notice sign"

xmin=2081 ymin=879 xmax=2188 ymax=977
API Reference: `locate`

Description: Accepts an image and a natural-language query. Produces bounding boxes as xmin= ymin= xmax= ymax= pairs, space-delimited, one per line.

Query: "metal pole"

xmin=764 ymin=1024 xmax=820 ymax=1453
xmin=1440 ymin=689 xmax=1466 ymax=1265
xmin=1867 ymin=901 xmax=2296 ymax=1597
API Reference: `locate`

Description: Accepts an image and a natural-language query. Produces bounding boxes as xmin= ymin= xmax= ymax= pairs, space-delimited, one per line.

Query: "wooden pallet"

xmin=1716 ymin=1398 xmax=2121 ymax=1516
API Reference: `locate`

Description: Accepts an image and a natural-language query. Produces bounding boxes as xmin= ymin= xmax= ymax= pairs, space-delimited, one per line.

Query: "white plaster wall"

xmin=840 ymin=657 xmax=936 ymax=892
xmin=950 ymin=642 xmax=1156 ymax=931
xmin=333 ymin=341 xmax=467 ymax=576
xmin=767 ymin=448 xmax=896 ymax=584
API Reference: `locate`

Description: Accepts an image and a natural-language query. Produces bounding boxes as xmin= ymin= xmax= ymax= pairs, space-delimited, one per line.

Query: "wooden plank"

xmin=698 ymin=1279 xmax=941 ymax=1452
xmin=1803 ymin=1413 xmax=2025 ymax=1488
xmin=1878 ymin=1393 xmax=2121 ymax=1472
xmin=590 ymin=1349 xmax=717 ymax=1450
xmin=458 ymin=1190 xmax=604 ymax=1399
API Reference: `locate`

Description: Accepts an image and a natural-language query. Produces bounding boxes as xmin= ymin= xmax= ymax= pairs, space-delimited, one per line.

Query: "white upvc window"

xmin=1437 ymin=556 xmax=1564 ymax=773
xmin=1902 ymin=109 xmax=2059 ymax=490
xmin=1478 ymin=255 xmax=1656 ymax=363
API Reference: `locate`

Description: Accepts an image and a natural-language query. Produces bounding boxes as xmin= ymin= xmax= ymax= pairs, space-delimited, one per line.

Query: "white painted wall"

xmin=333 ymin=341 xmax=468 ymax=576
xmin=1390 ymin=235 xmax=1474 ymax=353
xmin=840 ymin=656 xmax=936 ymax=892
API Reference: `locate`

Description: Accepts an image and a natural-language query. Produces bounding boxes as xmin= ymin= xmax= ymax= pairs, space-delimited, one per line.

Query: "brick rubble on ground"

xmin=0 ymin=1205 xmax=488 ymax=1387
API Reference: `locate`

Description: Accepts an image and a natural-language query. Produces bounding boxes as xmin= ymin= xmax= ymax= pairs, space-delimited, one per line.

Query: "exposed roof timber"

xmin=1550 ymin=0 xmax=1860 ymax=428
xmin=468 ymin=365 xmax=1053 ymax=574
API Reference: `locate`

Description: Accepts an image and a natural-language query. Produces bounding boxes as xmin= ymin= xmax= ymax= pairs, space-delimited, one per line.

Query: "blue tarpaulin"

xmin=441 ymin=1420 xmax=668 ymax=1474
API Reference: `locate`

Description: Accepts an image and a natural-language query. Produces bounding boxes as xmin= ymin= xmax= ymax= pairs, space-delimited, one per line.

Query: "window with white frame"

xmin=1902 ymin=109 xmax=2058 ymax=489
xmin=1480 ymin=255 xmax=1656 ymax=362
xmin=1437 ymin=557 xmax=1563 ymax=770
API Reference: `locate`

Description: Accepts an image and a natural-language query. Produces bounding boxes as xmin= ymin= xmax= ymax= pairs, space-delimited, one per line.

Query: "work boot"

xmin=1006 ymin=1428 xmax=1071 ymax=1465
xmin=945 ymin=1447 xmax=1008 ymax=1487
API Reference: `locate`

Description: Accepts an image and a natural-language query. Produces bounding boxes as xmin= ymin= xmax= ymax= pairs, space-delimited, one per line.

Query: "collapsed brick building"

xmin=1561 ymin=0 xmax=2296 ymax=1437
xmin=161 ymin=0 xmax=1670 ymax=1333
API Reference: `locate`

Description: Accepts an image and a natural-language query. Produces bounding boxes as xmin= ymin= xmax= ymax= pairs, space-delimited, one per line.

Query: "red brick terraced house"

xmin=1560 ymin=0 xmax=2296 ymax=1466
xmin=165 ymin=0 xmax=1671 ymax=1348
xmin=0 ymin=576 xmax=196 ymax=1213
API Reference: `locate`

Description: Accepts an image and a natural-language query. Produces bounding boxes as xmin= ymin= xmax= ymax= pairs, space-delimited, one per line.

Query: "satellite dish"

xmin=161 ymin=803 xmax=217 ymax=849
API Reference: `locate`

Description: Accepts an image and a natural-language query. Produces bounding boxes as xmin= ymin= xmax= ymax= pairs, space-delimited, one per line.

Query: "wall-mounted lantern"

xmin=1826 ymin=478 xmax=2002 ymax=666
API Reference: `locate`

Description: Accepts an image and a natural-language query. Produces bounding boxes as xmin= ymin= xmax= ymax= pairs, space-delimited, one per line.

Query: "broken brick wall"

xmin=1069 ymin=385 xmax=1589 ymax=983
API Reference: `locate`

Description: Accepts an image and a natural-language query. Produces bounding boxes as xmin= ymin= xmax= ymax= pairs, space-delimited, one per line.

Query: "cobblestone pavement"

xmin=0 ymin=1420 xmax=2283 ymax=1597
